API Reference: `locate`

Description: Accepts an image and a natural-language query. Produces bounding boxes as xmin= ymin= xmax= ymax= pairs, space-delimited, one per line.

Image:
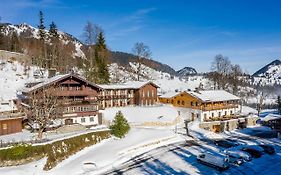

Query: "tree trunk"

xmin=37 ymin=128 xmax=44 ymax=140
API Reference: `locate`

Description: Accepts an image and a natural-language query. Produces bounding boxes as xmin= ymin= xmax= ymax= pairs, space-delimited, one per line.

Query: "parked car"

xmin=241 ymin=147 xmax=262 ymax=158
xmin=197 ymin=153 xmax=229 ymax=170
xmin=225 ymin=138 xmax=242 ymax=146
xmin=214 ymin=140 xmax=237 ymax=148
xmin=225 ymin=150 xmax=252 ymax=163
xmin=259 ymin=144 xmax=275 ymax=155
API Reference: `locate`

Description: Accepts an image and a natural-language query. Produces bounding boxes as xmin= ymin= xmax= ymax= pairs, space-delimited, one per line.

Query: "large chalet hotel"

xmin=19 ymin=73 xmax=159 ymax=127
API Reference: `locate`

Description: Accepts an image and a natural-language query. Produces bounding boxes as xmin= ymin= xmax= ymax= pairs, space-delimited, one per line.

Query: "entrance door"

xmin=65 ymin=119 xmax=73 ymax=125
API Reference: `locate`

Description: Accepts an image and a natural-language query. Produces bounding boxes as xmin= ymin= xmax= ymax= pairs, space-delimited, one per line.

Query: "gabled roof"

xmin=98 ymin=81 xmax=159 ymax=90
xmin=160 ymin=91 xmax=181 ymax=98
xmin=22 ymin=74 xmax=102 ymax=93
xmin=187 ymin=90 xmax=240 ymax=102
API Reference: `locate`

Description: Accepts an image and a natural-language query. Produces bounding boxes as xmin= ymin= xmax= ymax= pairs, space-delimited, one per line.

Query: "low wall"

xmin=199 ymin=116 xmax=259 ymax=133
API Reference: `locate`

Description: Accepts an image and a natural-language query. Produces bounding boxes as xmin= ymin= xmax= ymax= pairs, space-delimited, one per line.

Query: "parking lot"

xmin=105 ymin=133 xmax=281 ymax=175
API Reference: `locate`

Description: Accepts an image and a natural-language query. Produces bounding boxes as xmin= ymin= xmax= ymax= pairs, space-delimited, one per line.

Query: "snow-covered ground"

xmin=101 ymin=105 xmax=179 ymax=124
xmin=0 ymin=127 xmax=185 ymax=175
xmin=0 ymin=57 xmax=47 ymax=100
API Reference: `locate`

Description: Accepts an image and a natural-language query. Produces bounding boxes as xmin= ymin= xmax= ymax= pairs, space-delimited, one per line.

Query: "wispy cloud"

xmin=107 ymin=7 xmax=156 ymax=41
xmin=9 ymin=0 xmax=68 ymax=9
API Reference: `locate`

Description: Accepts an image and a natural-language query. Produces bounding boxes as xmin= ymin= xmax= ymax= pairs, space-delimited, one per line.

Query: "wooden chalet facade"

xmin=0 ymin=100 xmax=23 ymax=135
xmin=159 ymin=90 xmax=240 ymax=122
xmin=98 ymin=81 xmax=159 ymax=108
xmin=21 ymin=74 xmax=102 ymax=127
xmin=0 ymin=116 xmax=22 ymax=135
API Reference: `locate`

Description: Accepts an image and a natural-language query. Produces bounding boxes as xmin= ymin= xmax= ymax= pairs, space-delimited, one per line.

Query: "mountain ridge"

xmin=0 ymin=22 xmax=176 ymax=75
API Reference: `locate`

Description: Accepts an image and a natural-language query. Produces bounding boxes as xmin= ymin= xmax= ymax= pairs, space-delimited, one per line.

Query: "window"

xmin=147 ymin=91 xmax=150 ymax=97
xmin=212 ymin=113 xmax=214 ymax=117
xmin=177 ymin=100 xmax=180 ymax=105
xmin=230 ymin=110 xmax=233 ymax=115
xmin=218 ymin=112 xmax=221 ymax=117
xmin=196 ymin=102 xmax=198 ymax=106
xmin=2 ymin=123 xmax=7 ymax=130
xmin=143 ymin=91 xmax=145 ymax=97
xmin=75 ymin=86 xmax=80 ymax=91
xmin=81 ymin=118 xmax=86 ymax=123
xmin=182 ymin=101 xmax=185 ymax=105
xmin=204 ymin=114 xmax=207 ymax=120
xmin=191 ymin=102 xmax=194 ymax=106
xmin=90 ymin=117 xmax=94 ymax=122
xmin=152 ymin=91 xmax=154 ymax=97
xmin=225 ymin=111 xmax=227 ymax=116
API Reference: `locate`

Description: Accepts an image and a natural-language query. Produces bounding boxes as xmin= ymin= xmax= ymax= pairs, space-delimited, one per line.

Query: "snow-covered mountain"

xmin=176 ymin=67 xmax=197 ymax=78
xmin=252 ymin=59 xmax=281 ymax=86
xmin=0 ymin=23 xmax=86 ymax=58
xmin=0 ymin=23 xmax=176 ymax=75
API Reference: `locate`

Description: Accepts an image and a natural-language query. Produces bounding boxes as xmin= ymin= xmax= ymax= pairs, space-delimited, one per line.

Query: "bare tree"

xmin=27 ymin=85 xmax=65 ymax=139
xmin=83 ymin=21 xmax=102 ymax=45
xmin=256 ymin=91 xmax=267 ymax=116
xmin=209 ymin=54 xmax=238 ymax=90
xmin=132 ymin=42 xmax=151 ymax=81
xmin=83 ymin=21 xmax=103 ymax=82
xmin=230 ymin=64 xmax=243 ymax=94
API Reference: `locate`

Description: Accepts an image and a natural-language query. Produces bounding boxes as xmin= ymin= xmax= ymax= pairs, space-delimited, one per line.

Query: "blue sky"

xmin=1 ymin=0 xmax=281 ymax=73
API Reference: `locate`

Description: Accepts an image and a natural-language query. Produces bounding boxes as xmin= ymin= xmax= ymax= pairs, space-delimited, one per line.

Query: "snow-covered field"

xmin=0 ymin=127 xmax=184 ymax=175
xmin=101 ymin=105 xmax=179 ymax=124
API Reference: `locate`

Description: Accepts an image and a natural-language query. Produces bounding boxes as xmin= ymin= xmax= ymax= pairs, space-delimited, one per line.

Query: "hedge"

xmin=0 ymin=130 xmax=110 ymax=170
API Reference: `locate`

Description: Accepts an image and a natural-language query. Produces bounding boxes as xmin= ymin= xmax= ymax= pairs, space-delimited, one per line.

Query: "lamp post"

xmin=184 ymin=119 xmax=191 ymax=136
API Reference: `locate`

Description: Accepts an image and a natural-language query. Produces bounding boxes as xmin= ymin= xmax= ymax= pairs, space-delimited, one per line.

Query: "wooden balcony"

xmin=98 ymin=95 xmax=129 ymax=100
xmin=55 ymin=89 xmax=96 ymax=97
xmin=202 ymin=104 xmax=239 ymax=111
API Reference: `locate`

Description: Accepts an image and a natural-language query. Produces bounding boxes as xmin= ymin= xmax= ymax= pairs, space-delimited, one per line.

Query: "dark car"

xmin=225 ymin=139 xmax=241 ymax=146
xmin=241 ymin=148 xmax=262 ymax=158
xmin=259 ymin=144 xmax=275 ymax=155
xmin=214 ymin=140 xmax=237 ymax=148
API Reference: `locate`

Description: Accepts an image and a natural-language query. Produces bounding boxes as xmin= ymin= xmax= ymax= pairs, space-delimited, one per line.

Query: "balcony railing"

xmin=201 ymin=104 xmax=239 ymax=111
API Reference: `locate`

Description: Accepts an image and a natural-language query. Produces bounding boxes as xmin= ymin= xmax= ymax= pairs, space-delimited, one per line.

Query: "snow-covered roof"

xmin=187 ymin=90 xmax=240 ymax=102
xmin=22 ymin=74 xmax=101 ymax=93
xmin=159 ymin=91 xmax=179 ymax=98
xmin=0 ymin=100 xmax=17 ymax=113
xmin=98 ymin=81 xmax=159 ymax=90
xmin=261 ymin=114 xmax=281 ymax=122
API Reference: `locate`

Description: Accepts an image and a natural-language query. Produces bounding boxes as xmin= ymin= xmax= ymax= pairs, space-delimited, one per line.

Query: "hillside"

xmin=0 ymin=23 xmax=176 ymax=75
xmin=176 ymin=66 xmax=197 ymax=79
xmin=252 ymin=59 xmax=281 ymax=86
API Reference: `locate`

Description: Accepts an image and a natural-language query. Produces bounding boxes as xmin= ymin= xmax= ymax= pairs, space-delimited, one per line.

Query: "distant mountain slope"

xmin=252 ymin=59 xmax=281 ymax=86
xmin=253 ymin=59 xmax=281 ymax=77
xmin=176 ymin=67 xmax=197 ymax=78
xmin=109 ymin=51 xmax=176 ymax=75
xmin=0 ymin=23 xmax=176 ymax=75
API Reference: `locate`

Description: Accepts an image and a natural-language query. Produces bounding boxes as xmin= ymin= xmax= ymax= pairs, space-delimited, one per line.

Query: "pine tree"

xmin=109 ymin=111 xmax=130 ymax=138
xmin=95 ymin=31 xmax=110 ymax=84
xmin=49 ymin=21 xmax=59 ymax=38
xmin=38 ymin=11 xmax=46 ymax=41
xmin=11 ymin=31 xmax=20 ymax=52
xmin=48 ymin=21 xmax=60 ymax=68
xmin=0 ymin=17 xmax=3 ymax=48
xmin=277 ymin=96 xmax=281 ymax=115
